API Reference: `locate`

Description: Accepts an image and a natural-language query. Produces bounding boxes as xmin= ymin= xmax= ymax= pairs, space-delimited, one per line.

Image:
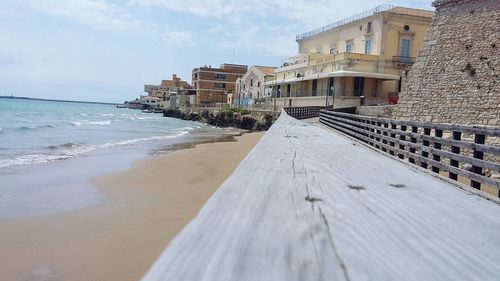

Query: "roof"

xmin=142 ymin=96 xmax=162 ymax=101
xmin=296 ymin=4 xmax=433 ymax=42
xmin=387 ymin=7 xmax=434 ymax=18
xmin=254 ymin=66 xmax=277 ymax=76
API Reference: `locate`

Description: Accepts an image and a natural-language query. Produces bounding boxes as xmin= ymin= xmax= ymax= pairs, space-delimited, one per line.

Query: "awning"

xmin=319 ymin=71 xmax=400 ymax=80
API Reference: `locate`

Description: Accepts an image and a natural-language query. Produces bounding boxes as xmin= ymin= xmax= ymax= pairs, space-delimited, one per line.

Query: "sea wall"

xmin=393 ymin=0 xmax=499 ymax=126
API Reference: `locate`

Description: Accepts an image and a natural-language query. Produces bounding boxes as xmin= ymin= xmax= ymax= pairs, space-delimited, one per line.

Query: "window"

xmin=215 ymin=83 xmax=225 ymax=89
xmin=367 ymin=22 xmax=372 ymax=33
xmin=365 ymin=37 xmax=372 ymax=54
xmin=214 ymin=73 xmax=226 ymax=80
xmin=257 ymin=81 xmax=260 ymax=87
xmin=346 ymin=40 xmax=353 ymax=53
xmin=400 ymin=38 xmax=412 ymax=62
xmin=286 ymin=84 xmax=291 ymax=97
xmin=312 ymin=79 xmax=318 ymax=96
xmin=329 ymin=46 xmax=337 ymax=54
xmin=250 ymin=79 xmax=253 ymax=86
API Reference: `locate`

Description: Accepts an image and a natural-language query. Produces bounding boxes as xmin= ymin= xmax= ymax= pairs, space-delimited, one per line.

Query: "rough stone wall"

xmin=393 ymin=0 xmax=499 ymax=126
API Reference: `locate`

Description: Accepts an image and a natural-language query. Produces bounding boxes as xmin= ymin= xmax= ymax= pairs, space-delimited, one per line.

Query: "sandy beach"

xmin=0 ymin=131 xmax=264 ymax=281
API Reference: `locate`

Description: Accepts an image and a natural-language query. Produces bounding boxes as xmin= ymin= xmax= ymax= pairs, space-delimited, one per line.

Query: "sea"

xmin=0 ymin=98 xmax=229 ymax=219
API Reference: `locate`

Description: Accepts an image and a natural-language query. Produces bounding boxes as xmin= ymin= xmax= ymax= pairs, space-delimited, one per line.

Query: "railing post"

xmin=389 ymin=123 xmax=397 ymax=156
xmin=375 ymin=121 xmax=382 ymax=149
xmin=370 ymin=120 xmax=376 ymax=146
xmin=449 ymin=131 xmax=462 ymax=181
xmin=409 ymin=126 xmax=418 ymax=164
xmin=399 ymin=125 xmax=406 ymax=159
xmin=382 ymin=122 xmax=388 ymax=152
xmin=471 ymin=133 xmax=486 ymax=189
xmin=421 ymin=127 xmax=431 ymax=169
xmin=432 ymin=129 xmax=443 ymax=173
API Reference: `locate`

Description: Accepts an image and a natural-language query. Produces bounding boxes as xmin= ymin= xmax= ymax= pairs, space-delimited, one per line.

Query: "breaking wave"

xmin=70 ymin=120 xmax=112 ymax=126
xmin=0 ymin=131 xmax=189 ymax=169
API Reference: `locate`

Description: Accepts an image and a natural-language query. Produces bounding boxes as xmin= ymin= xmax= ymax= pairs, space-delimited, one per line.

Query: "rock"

xmin=240 ymin=115 xmax=257 ymax=130
xmin=462 ymin=163 xmax=473 ymax=171
xmin=491 ymin=173 xmax=500 ymax=180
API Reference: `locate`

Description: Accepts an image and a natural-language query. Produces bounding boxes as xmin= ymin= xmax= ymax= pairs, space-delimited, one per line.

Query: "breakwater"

xmin=162 ymin=108 xmax=278 ymax=131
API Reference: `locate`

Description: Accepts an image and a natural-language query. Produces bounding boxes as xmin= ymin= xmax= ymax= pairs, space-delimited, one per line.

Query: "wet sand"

xmin=0 ymin=132 xmax=264 ymax=281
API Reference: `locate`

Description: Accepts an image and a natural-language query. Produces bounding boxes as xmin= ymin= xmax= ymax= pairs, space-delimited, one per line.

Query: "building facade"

xmin=265 ymin=5 xmax=433 ymax=110
xmin=144 ymin=74 xmax=191 ymax=101
xmin=235 ymin=66 xmax=276 ymax=107
xmin=192 ymin=64 xmax=248 ymax=106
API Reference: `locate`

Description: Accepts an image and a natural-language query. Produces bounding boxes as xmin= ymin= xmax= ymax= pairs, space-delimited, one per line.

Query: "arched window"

xmin=250 ymin=79 xmax=253 ymax=86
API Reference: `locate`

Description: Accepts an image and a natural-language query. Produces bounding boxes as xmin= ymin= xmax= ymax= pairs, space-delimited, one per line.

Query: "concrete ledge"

xmin=143 ymin=112 xmax=500 ymax=281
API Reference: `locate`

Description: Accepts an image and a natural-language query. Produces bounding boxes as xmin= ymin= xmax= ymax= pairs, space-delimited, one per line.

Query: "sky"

xmin=0 ymin=0 xmax=432 ymax=103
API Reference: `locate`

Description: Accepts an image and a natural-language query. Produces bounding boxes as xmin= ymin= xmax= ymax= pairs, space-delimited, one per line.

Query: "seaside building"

xmin=144 ymin=74 xmax=191 ymax=101
xmin=192 ymin=64 xmax=248 ymax=106
xmin=142 ymin=74 xmax=192 ymax=109
xmin=235 ymin=66 xmax=277 ymax=108
xmin=265 ymin=5 xmax=433 ymax=109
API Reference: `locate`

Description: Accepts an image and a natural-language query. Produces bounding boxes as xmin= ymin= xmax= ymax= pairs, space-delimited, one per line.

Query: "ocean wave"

xmin=70 ymin=120 xmax=112 ymax=126
xmin=136 ymin=116 xmax=158 ymax=120
xmin=47 ymin=142 xmax=82 ymax=150
xmin=0 ymin=131 xmax=189 ymax=169
xmin=0 ymin=154 xmax=71 ymax=169
xmin=17 ymin=124 xmax=56 ymax=131
xmin=88 ymin=120 xmax=112 ymax=125
xmin=101 ymin=114 xmax=114 ymax=116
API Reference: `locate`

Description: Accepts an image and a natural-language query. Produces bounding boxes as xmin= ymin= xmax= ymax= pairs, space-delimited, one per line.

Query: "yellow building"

xmin=266 ymin=5 xmax=433 ymax=109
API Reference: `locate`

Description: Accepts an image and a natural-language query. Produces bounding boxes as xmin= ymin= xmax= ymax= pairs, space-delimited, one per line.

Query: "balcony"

xmin=393 ymin=56 xmax=416 ymax=67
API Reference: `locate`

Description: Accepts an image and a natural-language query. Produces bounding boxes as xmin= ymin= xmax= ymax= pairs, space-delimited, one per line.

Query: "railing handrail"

xmin=319 ymin=110 xmax=500 ymax=195
xmin=296 ymin=5 xmax=395 ymax=41
xmin=323 ymin=110 xmax=500 ymax=136
xmin=283 ymin=106 xmax=325 ymax=120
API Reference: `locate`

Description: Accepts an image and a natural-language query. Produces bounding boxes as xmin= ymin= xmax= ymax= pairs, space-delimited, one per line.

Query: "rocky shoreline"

xmin=163 ymin=108 xmax=276 ymax=131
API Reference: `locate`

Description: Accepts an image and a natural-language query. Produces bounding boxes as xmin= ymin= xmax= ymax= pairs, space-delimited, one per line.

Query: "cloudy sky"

xmin=0 ymin=0 xmax=431 ymax=103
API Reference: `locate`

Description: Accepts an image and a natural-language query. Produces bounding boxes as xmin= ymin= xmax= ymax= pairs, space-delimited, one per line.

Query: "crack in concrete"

xmin=318 ymin=206 xmax=351 ymax=281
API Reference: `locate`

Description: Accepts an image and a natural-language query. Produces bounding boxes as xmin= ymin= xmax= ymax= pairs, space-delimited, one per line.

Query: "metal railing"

xmin=393 ymin=56 xmax=416 ymax=65
xmin=284 ymin=106 xmax=325 ymax=119
xmin=296 ymin=5 xmax=395 ymax=41
xmin=319 ymin=110 xmax=500 ymax=196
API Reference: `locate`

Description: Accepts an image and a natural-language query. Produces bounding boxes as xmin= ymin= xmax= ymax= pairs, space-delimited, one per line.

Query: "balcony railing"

xmin=296 ymin=5 xmax=395 ymax=41
xmin=393 ymin=56 xmax=416 ymax=65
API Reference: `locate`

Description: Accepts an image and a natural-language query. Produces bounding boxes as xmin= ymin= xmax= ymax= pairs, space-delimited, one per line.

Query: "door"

xmin=312 ymin=79 xmax=318 ymax=96
xmin=328 ymin=77 xmax=334 ymax=96
xmin=353 ymin=77 xmax=364 ymax=97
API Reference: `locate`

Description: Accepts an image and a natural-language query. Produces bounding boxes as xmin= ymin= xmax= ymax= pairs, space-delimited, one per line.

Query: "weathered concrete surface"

xmin=143 ymin=113 xmax=500 ymax=281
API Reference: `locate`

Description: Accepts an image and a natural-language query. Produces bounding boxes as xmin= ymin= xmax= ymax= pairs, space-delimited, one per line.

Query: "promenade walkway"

xmin=143 ymin=113 xmax=500 ymax=281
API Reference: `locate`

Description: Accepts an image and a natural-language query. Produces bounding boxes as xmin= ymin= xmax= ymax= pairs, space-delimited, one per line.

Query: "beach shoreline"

xmin=0 ymin=131 xmax=264 ymax=281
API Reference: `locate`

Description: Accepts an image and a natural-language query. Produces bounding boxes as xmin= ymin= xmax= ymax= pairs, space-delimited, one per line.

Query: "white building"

xmin=235 ymin=66 xmax=276 ymax=106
